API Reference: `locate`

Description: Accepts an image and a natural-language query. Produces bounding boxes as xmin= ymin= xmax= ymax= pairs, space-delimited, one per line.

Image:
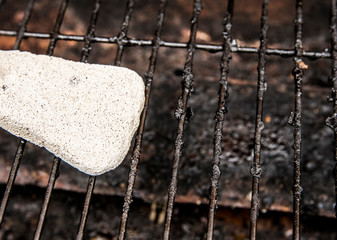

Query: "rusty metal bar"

xmin=80 ymin=0 xmax=101 ymax=62
xmin=32 ymin=1 xmax=69 ymax=237
xmin=249 ymin=1 xmax=269 ymax=239
xmin=13 ymin=0 xmax=35 ymax=50
xmin=114 ymin=1 xmax=136 ymax=238
xmin=0 ymin=139 xmax=26 ymax=225
xmin=117 ymin=0 xmax=168 ymax=239
xmin=76 ymin=176 xmax=96 ymax=240
xmin=205 ymin=1 xmax=234 ymax=240
xmin=328 ymin=0 xmax=337 ymax=218
xmin=47 ymin=0 xmax=69 ymax=56
xmin=111 ymin=1 xmax=136 ymax=238
xmin=0 ymin=30 xmax=331 ymax=59
xmin=289 ymin=0 xmax=304 ymax=239
xmin=114 ymin=0 xmax=134 ymax=66
xmin=0 ymin=0 xmax=36 ymax=226
xmin=163 ymin=1 xmax=202 ymax=239
xmin=75 ymin=1 xmax=101 ymax=239
xmin=33 ymin=158 xmax=60 ymax=240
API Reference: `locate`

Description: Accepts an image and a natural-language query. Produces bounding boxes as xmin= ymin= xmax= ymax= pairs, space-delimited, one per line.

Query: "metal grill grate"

xmin=0 ymin=0 xmax=336 ymax=239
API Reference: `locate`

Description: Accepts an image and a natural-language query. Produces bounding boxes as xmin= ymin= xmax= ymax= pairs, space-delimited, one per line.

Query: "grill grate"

xmin=206 ymin=1 xmax=233 ymax=239
xmin=0 ymin=0 xmax=336 ymax=239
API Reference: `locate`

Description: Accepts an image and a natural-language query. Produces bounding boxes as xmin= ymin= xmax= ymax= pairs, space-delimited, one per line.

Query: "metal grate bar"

xmin=206 ymin=1 xmax=234 ymax=239
xmin=249 ymin=1 xmax=269 ymax=239
xmin=328 ymin=0 xmax=337 ymax=218
xmin=104 ymin=0 xmax=135 ymax=235
xmin=108 ymin=1 xmax=136 ymax=238
xmin=117 ymin=0 xmax=168 ymax=239
xmin=13 ymin=0 xmax=35 ymax=50
xmin=75 ymin=1 xmax=102 ymax=239
xmin=32 ymin=2 xmax=69 ymax=238
xmin=290 ymin=0 xmax=304 ymax=239
xmin=47 ymin=0 xmax=69 ymax=56
xmin=0 ymin=30 xmax=332 ymax=59
xmin=76 ymin=175 xmax=96 ymax=240
xmin=114 ymin=0 xmax=134 ymax=66
xmin=33 ymin=157 xmax=60 ymax=240
xmin=0 ymin=139 xmax=26 ymax=225
xmin=163 ymin=1 xmax=202 ymax=239
xmin=0 ymin=0 xmax=36 ymax=226
xmin=80 ymin=0 xmax=101 ymax=62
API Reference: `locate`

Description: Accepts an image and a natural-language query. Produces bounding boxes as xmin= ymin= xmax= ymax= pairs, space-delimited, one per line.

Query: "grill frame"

xmin=0 ymin=0 xmax=335 ymax=239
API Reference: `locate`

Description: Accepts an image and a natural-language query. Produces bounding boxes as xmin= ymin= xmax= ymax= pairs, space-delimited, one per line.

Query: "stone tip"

xmin=0 ymin=50 xmax=145 ymax=175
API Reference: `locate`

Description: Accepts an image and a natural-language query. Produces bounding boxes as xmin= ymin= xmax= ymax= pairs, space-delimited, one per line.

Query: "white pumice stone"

xmin=0 ymin=50 xmax=145 ymax=175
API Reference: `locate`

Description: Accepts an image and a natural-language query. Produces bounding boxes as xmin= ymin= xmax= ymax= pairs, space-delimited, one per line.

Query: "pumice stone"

xmin=0 ymin=50 xmax=145 ymax=175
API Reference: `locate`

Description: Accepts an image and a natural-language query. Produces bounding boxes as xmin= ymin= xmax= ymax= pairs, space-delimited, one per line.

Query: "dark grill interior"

xmin=0 ymin=0 xmax=337 ymax=239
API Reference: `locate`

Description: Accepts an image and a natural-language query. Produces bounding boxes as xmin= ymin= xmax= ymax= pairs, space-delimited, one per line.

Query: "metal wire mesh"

xmin=0 ymin=0 xmax=336 ymax=239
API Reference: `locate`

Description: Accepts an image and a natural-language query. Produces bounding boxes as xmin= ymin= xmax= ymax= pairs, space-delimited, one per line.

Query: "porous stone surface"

xmin=0 ymin=50 xmax=145 ymax=175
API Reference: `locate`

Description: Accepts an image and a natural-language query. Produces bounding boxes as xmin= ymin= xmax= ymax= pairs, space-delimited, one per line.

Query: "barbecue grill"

xmin=0 ymin=0 xmax=336 ymax=239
